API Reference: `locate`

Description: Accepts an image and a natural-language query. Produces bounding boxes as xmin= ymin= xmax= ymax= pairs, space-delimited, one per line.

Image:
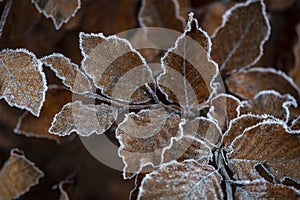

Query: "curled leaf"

xmin=138 ymin=161 xmax=224 ymax=200
xmin=116 ymin=107 xmax=181 ymax=179
xmin=41 ymin=53 xmax=92 ymax=94
xmin=163 ymin=117 xmax=222 ymax=163
xmin=0 ymin=149 xmax=44 ymax=200
xmin=208 ymin=93 xmax=242 ymax=131
xmin=211 ymin=0 xmax=271 ymax=73
xmin=14 ymin=86 xmax=73 ymax=143
xmin=31 ymin=0 xmax=81 ymax=29
xmin=0 ymin=49 xmax=47 ymax=116
xmin=240 ymin=90 xmax=298 ymax=122
xmin=158 ymin=14 xmax=218 ymax=114
xmin=49 ymin=101 xmax=118 ymax=136
xmin=79 ymin=32 xmax=155 ymax=103
xmin=226 ymin=67 xmax=300 ymax=100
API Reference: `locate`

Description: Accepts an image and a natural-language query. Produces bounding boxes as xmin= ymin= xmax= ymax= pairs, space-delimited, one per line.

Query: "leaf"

xmin=235 ymin=181 xmax=300 ymax=199
xmin=0 ymin=149 xmax=44 ymax=200
xmin=79 ymin=32 xmax=155 ymax=103
xmin=41 ymin=53 xmax=92 ymax=94
xmin=226 ymin=67 xmax=300 ymax=101
xmin=58 ymin=179 xmax=76 ymax=200
xmin=14 ymin=86 xmax=74 ymax=143
xmin=240 ymin=90 xmax=298 ymax=123
xmin=116 ymin=107 xmax=181 ymax=179
xmin=291 ymin=116 xmax=300 ymax=131
xmin=137 ymin=161 xmax=224 ymax=200
xmin=157 ymin=14 xmax=218 ymax=115
xmin=0 ymin=49 xmax=47 ymax=117
xmin=31 ymin=0 xmax=81 ymax=30
xmin=211 ymin=0 xmax=271 ymax=73
xmin=290 ymin=24 xmax=300 ymax=88
xmin=208 ymin=93 xmax=242 ymax=131
xmin=228 ymin=120 xmax=300 ymax=182
xmin=222 ymin=114 xmax=273 ymax=147
xmin=49 ymin=101 xmax=118 ymax=136
xmin=163 ymin=117 xmax=222 ymax=163
xmin=138 ymin=0 xmax=185 ymax=32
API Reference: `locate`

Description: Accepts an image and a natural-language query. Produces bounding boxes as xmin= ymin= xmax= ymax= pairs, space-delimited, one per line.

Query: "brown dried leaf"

xmin=0 ymin=149 xmax=44 ymax=200
xmin=49 ymin=101 xmax=118 ymax=137
xmin=291 ymin=116 xmax=300 ymax=130
xmin=31 ymin=0 xmax=81 ymax=30
xmin=14 ymin=86 xmax=73 ymax=143
xmin=228 ymin=121 xmax=300 ymax=182
xmin=226 ymin=67 xmax=300 ymax=100
xmin=41 ymin=53 xmax=92 ymax=94
xmin=138 ymin=161 xmax=224 ymax=200
xmin=0 ymin=49 xmax=47 ymax=117
xmin=163 ymin=117 xmax=222 ymax=163
xmin=235 ymin=181 xmax=300 ymax=199
xmin=138 ymin=0 xmax=185 ymax=32
xmin=116 ymin=107 xmax=181 ymax=179
xmin=79 ymin=32 xmax=155 ymax=103
xmin=158 ymin=14 xmax=218 ymax=114
xmin=58 ymin=179 xmax=76 ymax=200
xmin=208 ymin=94 xmax=242 ymax=131
xmin=211 ymin=0 xmax=270 ymax=73
xmin=240 ymin=90 xmax=298 ymax=122
xmin=290 ymin=24 xmax=300 ymax=88
xmin=222 ymin=114 xmax=272 ymax=147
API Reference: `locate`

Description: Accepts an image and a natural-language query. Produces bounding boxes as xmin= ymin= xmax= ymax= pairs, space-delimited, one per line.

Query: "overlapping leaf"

xmin=226 ymin=67 xmax=300 ymax=100
xmin=235 ymin=181 xmax=300 ymax=199
xmin=0 ymin=149 xmax=44 ymax=200
xmin=158 ymin=14 xmax=218 ymax=114
xmin=41 ymin=53 xmax=92 ymax=94
xmin=49 ymin=101 xmax=118 ymax=136
xmin=138 ymin=0 xmax=185 ymax=32
xmin=116 ymin=107 xmax=181 ymax=179
xmin=208 ymin=94 xmax=242 ymax=131
xmin=14 ymin=86 xmax=73 ymax=143
xmin=79 ymin=32 xmax=155 ymax=103
xmin=239 ymin=90 xmax=298 ymax=122
xmin=227 ymin=121 xmax=300 ymax=183
xmin=0 ymin=49 xmax=47 ymax=116
xmin=137 ymin=161 xmax=223 ymax=200
xmin=31 ymin=0 xmax=81 ymax=29
xmin=163 ymin=117 xmax=222 ymax=163
xmin=211 ymin=0 xmax=270 ymax=73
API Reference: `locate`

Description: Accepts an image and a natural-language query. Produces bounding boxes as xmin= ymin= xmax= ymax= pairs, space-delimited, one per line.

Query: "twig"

xmin=0 ymin=0 xmax=12 ymax=39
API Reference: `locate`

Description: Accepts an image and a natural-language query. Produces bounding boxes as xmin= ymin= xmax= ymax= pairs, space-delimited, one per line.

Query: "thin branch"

xmin=0 ymin=0 xmax=12 ymax=39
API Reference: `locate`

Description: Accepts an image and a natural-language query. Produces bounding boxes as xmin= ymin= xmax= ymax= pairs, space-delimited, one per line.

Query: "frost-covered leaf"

xmin=211 ymin=0 xmax=270 ymax=73
xmin=31 ymin=0 xmax=81 ymax=30
xmin=235 ymin=181 xmax=300 ymax=199
xmin=222 ymin=114 xmax=272 ymax=147
xmin=290 ymin=24 xmax=300 ymax=87
xmin=226 ymin=67 xmax=300 ymax=100
xmin=0 ymin=49 xmax=47 ymax=116
xmin=158 ymin=14 xmax=218 ymax=114
xmin=208 ymin=94 xmax=242 ymax=131
xmin=58 ymin=179 xmax=76 ymax=200
xmin=41 ymin=53 xmax=92 ymax=94
xmin=138 ymin=0 xmax=185 ymax=31
xmin=291 ymin=116 xmax=300 ymax=131
xmin=80 ymin=32 xmax=155 ymax=103
xmin=163 ymin=117 xmax=222 ymax=164
xmin=0 ymin=149 xmax=44 ymax=200
xmin=14 ymin=86 xmax=73 ymax=143
xmin=240 ymin=90 xmax=298 ymax=122
xmin=138 ymin=161 xmax=223 ymax=200
xmin=49 ymin=101 xmax=118 ymax=136
xmin=116 ymin=107 xmax=181 ymax=179
xmin=228 ymin=121 xmax=300 ymax=182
